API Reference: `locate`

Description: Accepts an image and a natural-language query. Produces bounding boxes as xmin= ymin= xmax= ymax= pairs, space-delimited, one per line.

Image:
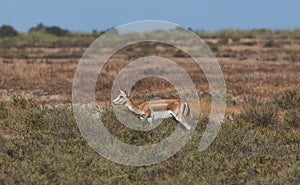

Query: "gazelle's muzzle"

xmin=112 ymin=99 xmax=118 ymax=105
xmin=112 ymin=97 xmax=124 ymax=105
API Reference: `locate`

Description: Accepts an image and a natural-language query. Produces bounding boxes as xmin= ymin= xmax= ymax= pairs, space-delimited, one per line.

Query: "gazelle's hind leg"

xmin=171 ymin=112 xmax=191 ymax=130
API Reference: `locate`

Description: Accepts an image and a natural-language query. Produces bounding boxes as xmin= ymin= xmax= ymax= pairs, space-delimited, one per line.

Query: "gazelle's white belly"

xmin=152 ymin=111 xmax=173 ymax=119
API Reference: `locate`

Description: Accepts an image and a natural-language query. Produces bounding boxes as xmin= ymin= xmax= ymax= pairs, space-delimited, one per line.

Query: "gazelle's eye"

xmin=120 ymin=95 xmax=123 ymax=98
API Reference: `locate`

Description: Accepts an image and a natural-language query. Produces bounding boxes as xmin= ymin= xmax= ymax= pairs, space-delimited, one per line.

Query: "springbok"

xmin=112 ymin=89 xmax=191 ymax=130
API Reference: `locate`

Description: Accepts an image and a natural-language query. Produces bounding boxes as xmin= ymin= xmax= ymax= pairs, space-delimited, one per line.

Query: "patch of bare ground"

xmin=0 ymin=38 xmax=299 ymax=115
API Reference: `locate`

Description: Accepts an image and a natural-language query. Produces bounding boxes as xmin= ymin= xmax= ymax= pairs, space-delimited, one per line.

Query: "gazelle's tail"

xmin=184 ymin=102 xmax=190 ymax=117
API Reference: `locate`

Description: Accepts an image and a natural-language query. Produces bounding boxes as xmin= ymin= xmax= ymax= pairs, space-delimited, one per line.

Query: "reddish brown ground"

xmin=0 ymin=38 xmax=299 ymax=115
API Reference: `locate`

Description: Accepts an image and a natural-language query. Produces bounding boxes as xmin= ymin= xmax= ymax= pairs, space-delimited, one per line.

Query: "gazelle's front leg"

xmin=147 ymin=117 xmax=153 ymax=128
xmin=139 ymin=114 xmax=147 ymax=120
xmin=139 ymin=114 xmax=153 ymax=128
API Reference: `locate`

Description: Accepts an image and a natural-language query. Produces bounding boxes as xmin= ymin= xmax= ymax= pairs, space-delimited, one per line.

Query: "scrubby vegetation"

xmin=196 ymin=29 xmax=300 ymax=40
xmin=0 ymin=90 xmax=299 ymax=184
xmin=1 ymin=24 xmax=300 ymax=48
xmin=0 ymin=23 xmax=299 ymax=184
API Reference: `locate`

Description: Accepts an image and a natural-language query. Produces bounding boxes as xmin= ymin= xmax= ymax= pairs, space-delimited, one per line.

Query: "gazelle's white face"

xmin=112 ymin=89 xmax=128 ymax=105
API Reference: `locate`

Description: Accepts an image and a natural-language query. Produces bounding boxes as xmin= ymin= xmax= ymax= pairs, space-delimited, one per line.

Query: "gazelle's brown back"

xmin=144 ymin=99 xmax=182 ymax=112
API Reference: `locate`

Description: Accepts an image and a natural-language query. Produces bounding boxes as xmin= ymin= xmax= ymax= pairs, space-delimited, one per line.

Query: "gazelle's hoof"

xmin=186 ymin=125 xmax=191 ymax=130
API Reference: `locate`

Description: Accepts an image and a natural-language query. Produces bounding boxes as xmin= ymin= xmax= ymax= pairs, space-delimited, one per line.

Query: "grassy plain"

xmin=0 ymin=30 xmax=300 ymax=184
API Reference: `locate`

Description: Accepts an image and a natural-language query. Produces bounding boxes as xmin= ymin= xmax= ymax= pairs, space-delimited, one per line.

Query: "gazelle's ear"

xmin=124 ymin=88 xmax=129 ymax=97
xmin=119 ymin=89 xmax=123 ymax=94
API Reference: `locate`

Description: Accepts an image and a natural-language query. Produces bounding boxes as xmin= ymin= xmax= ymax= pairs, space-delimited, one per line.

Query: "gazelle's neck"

xmin=125 ymin=99 xmax=142 ymax=114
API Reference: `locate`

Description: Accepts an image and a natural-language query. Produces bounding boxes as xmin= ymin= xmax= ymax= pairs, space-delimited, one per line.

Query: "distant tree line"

xmin=1 ymin=23 xmax=300 ymax=39
xmin=0 ymin=23 xmax=115 ymax=38
xmin=28 ymin=23 xmax=70 ymax=36
xmin=0 ymin=23 xmax=71 ymax=37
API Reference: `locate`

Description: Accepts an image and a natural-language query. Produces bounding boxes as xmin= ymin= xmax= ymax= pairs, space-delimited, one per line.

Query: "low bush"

xmin=275 ymin=89 xmax=300 ymax=110
xmin=239 ymin=103 xmax=279 ymax=127
xmin=0 ymin=102 xmax=8 ymax=120
xmin=11 ymin=94 xmax=35 ymax=109
xmin=283 ymin=109 xmax=300 ymax=127
xmin=0 ymin=91 xmax=300 ymax=183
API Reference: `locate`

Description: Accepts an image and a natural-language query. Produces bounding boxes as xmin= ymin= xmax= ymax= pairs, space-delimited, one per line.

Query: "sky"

xmin=0 ymin=0 xmax=299 ymax=33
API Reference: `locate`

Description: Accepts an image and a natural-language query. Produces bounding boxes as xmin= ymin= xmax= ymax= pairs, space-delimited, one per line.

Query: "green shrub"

xmin=24 ymin=109 xmax=48 ymax=130
xmin=275 ymin=89 xmax=300 ymax=110
xmin=0 ymin=25 xmax=18 ymax=38
xmin=11 ymin=94 xmax=35 ymax=109
xmin=0 ymin=102 xmax=8 ymax=119
xmin=283 ymin=109 xmax=300 ymax=127
xmin=240 ymin=103 xmax=279 ymax=127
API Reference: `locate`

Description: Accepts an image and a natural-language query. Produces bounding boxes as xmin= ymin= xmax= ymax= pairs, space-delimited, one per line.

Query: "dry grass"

xmin=0 ymin=35 xmax=300 ymax=184
xmin=1 ymin=38 xmax=299 ymax=114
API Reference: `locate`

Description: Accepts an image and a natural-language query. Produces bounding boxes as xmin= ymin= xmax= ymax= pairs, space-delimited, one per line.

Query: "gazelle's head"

xmin=112 ymin=89 xmax=129 ymax=105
